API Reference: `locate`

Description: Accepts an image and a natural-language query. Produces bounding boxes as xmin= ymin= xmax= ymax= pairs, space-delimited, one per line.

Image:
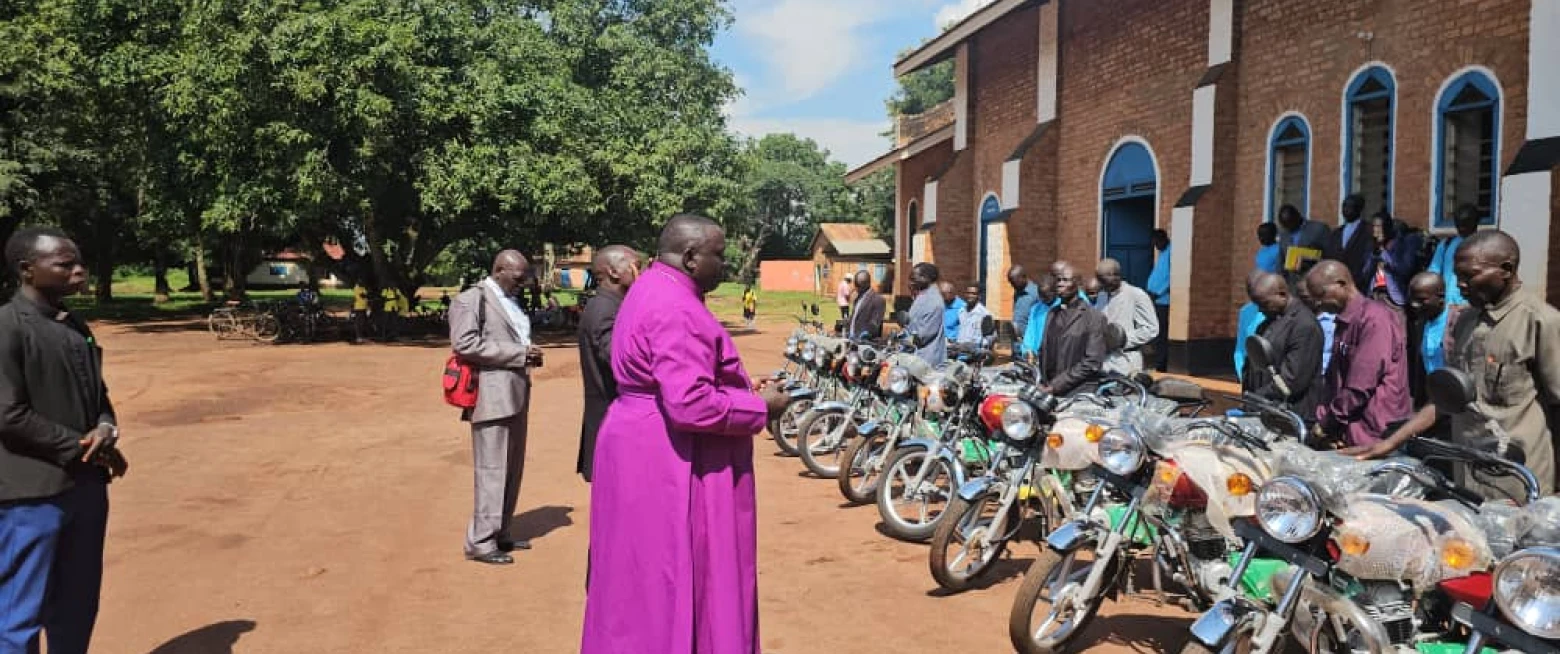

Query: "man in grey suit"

xmin=906 ymin=263 xmax=946 ymax=366
xmin=449 ymin=250 xmax=542 ymax=565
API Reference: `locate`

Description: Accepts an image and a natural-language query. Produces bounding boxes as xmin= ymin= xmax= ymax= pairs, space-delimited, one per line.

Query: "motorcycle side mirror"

xmin=892 ymin=310 xmax=909 ymax=327
xmin=1246 ymin=334 xmax=1278 ymax=371
xmin=981 ymin=315 xmax=997 ymax=337
xmin=810 ymin=303 xmax=820 ymax=316
xmin=1427 ymin=368 xmax=1477 ymax=415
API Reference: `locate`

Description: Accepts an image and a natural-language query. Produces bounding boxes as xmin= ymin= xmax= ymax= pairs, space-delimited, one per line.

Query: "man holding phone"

xmin=450 ymin=249 xmax=542 ymax=565
xmin=0 ymin=227 xmax=127 ymax=654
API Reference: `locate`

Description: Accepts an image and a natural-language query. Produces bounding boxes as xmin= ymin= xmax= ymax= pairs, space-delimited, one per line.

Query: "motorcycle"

xmin=796 ymin=332 xmax=908 ymax=479
xmin=1183 ymin=361 xmax=1543 ymax=654
xmin=774 ymin=332 xmax=848 ymax=456
xmin=1007 ymin=392 xmax=1288 ymax=654
xmin=837 ymin=350 xmax=938 ymax=505
xmin=1448 ymin=496 xmax=1560 ymax=654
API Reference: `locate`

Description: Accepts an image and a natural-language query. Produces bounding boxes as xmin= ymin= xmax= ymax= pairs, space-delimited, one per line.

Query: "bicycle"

xmin=207 ymin=303 xmax=282 ymax=343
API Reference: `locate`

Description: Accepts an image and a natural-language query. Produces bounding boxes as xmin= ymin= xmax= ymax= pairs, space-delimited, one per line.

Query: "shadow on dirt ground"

xmin=146 ymin=619 xmax=257 ymax=654
xmin=508 ymin=505 xmax=575 ymax=542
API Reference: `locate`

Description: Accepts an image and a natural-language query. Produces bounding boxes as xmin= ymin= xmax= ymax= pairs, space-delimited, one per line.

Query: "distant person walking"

xmin=449 ymin=250 xmax=542 ymax=565
xmin=1146 ymin=230 xmax=1172 ymax=371
xmin=741 ymin=285 xmax=758 ymax=330
xmin=835 ymin=277 xmax=852 ymax=320
xmin=0 ymin=227 xmax=128 ymax=654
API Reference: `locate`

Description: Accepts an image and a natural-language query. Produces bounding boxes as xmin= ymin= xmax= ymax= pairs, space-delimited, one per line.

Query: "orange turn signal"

xmin=1046 ymin=433 xmax=1064 ymax=449
xmin=1084 ymin=424 xmax=1107 ymax=443
xmin=1339 ymin=533 xmax=1371 ymax=557
xmin=1441 ymin=538 xmax=1478 ymax=570
xmin=1226 ymin=473 xmax=1254 ymax=497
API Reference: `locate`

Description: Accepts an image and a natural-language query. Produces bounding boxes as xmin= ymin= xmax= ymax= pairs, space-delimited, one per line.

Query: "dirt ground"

xmin=90 ymin=315 xmax=1193 ymax=654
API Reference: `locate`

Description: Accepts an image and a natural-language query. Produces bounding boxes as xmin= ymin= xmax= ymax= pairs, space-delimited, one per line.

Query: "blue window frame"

xmin=1433 ymin=70 xmax=1500 ymax=227
xmin=1343 ymin=66 xmax=1395 ymax=219
xmin=1266 ymin=115 xmax=1310 ymax=222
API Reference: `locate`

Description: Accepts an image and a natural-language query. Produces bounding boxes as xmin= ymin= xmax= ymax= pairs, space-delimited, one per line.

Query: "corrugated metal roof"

xmin=831 ymin=239 xmax=892 ymax=257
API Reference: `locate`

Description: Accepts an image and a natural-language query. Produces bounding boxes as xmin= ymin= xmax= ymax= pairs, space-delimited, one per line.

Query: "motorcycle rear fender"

xmin=1045 ymin=519 xmax=1097 ymax=552
xmin=894 ymin=437 xmax=941 ymax=454
xmin=1188 ymin=598 xmax=1264 ymax=649
xmin=810 ymin=401 xmax=852 ymax=414
xmin=788 ymin=388 xmax=816 ymax=401
xmin=957 ymin=476 xmax=998 ymax=502
xmin=855 ymin=420 xmax=882 ymax=436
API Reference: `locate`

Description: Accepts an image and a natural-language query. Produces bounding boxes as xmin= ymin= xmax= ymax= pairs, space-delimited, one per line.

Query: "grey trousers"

xmin=464 ymin=412 xmax=530 ymax=557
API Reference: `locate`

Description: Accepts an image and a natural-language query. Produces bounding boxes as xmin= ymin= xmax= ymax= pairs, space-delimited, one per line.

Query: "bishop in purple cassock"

xmin=582 ymin=215 xmax=788 ymax=654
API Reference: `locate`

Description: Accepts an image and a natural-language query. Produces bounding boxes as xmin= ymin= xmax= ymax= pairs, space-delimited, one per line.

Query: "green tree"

xmin=884 ymin=57 xmax=954 ymax=119
xmin=728 ymin=133 xmax=853 ymax=283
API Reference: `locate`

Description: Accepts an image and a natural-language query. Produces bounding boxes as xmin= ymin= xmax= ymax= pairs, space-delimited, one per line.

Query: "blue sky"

xmin=713 ymin=0 xmax=995 ymax=169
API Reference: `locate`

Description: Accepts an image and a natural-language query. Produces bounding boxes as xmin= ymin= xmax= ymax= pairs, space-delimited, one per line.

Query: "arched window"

xmin=1266 ymin=115 xmax=1311 ymax=221
xmin=1433 ymin=69 xmax=1501 ymax=226
xmin=1343 ymin=65 xmax=1396 ymax=219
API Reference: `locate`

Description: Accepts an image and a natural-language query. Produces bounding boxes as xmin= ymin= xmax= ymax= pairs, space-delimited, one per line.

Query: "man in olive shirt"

xmin=0 ymin=227 xmax=127 ymax=654
xmin=1350 ymin=231 xmax=1560 ymax=501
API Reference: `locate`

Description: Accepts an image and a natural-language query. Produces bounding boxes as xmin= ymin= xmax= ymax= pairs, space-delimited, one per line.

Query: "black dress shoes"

xmin=498 ymin=540 xmax=532 ymax=552
xmin=469 ymin=551 xmax=514 ymax=565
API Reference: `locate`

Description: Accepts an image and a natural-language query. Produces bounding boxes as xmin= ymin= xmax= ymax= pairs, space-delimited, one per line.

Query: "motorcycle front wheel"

xmin=929 ymin=492 xmax=1018 ymax=592
xmin=1008 ymin=547 xmax=1116 ymax=654
xmin=838 ymin=427 xmax=893 ymax=505
xmin=876 ymin=447 xmax=955 ymax=542
xmin=772 ymin=399 xmax=811 ymax=456
xmin=796 ymin=410 xmax=853 ymax=479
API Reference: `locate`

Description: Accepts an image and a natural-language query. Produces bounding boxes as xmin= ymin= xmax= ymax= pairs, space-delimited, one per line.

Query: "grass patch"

xmin=705 ymin=283 xmax=826 ymax=325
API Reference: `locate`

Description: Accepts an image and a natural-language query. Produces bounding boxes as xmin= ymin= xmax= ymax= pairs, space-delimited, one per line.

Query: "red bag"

xmin=442 ymin=291 xmax=484 ymax=409
xmin=443 ymin=354 xmax=479 ymax=409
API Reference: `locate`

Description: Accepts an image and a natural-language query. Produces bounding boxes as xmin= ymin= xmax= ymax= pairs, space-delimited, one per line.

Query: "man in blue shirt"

xmin=1425 ymin=204 xmax=1480 ymax=308
xmin=1295 ymin=276 xmax=1337 ymax=374
xmin=1007 ymin=265 xmax=1041 ymax=351
xmin=1254 ymin=223 xmax=1281 ymax=274
xmin=1020 ymin=273 xmax=1058 ymax=359
xmin=939 ymin=281 xmax=965 ymax=342
xmin=1405 ymin=272 xmax=1461 ymax=407
xmin=1145 ymin=230 xmax=1172 ymax=371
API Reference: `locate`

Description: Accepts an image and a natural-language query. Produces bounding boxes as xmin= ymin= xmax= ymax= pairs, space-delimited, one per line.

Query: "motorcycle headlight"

xmin=887 ymin=366 xmax=911 ymax=395
xmin=1256 ymin=476 xmax=1323 ymax=544
xmin=785 ymin=337 xmax=798 ymax=356
xmin=1495 ymin=547 xmax=1560 ymax=639
xmin=1001 ymin=401 xmax=1036 ymax=440
xmin=1096 ymin=426 xmax=1145 ymax=476
xmin=801 ymin=341 xmax=817 ymax=364
xmin=846 ymin=351 xmax=860 ymax=370
xmin=814 ymin=348 xmax=827 ymax=366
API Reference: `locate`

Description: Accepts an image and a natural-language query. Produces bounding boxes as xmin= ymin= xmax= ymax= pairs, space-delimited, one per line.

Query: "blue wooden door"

xmin=1101 ymin=143 xmax=1158 ymax=289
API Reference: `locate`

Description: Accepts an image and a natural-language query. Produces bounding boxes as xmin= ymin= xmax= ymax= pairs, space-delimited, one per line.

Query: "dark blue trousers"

xmin=0 ymin=478 xmax=108 ymax=654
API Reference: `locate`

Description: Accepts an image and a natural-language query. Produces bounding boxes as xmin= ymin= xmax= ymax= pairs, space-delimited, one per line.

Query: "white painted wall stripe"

xmin=1208 ymin=0 xmax=1233 ymax=66
xmin=1037 ymin=1 xmax=1059 ymax=123
xmin=955 ymin=43 xmax=970 ymax=151
xmin=1530 ymin=0 xmax=1560 ymax=140
xmin=1002 ymin=159 xmax=1021 ymax=209
xmin=1169 ymin=206 xmax=1195 ymax=342
xmin=1191 ymin=85 xmax=1217 ymax=186
xmin=1500 ymin=172 xmax=1552 ymax=299
xmin=924 ymin=181 xmax=939 ymax=224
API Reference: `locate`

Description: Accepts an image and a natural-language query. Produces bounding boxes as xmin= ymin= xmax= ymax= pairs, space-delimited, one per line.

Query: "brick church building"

xmin=846 ymin=0 xmax=1560 ymax=375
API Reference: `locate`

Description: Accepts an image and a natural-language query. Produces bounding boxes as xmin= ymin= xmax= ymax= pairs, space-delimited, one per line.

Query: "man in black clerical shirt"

xmin=0 ymin=227 xmax=127 ymax=654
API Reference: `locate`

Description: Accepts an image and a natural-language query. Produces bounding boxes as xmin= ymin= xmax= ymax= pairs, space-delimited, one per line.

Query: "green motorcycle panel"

xmin=1103 ymin=504 xmax=1155 ymax=546
xmin=1414 ymin=643 xmax=1495 ymax=654
xmin=1228 ymin=555 xmax=1288 ymax=605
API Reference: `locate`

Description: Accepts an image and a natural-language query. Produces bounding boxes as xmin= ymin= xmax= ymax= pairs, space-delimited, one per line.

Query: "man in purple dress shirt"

xmin=1304 ymin=260 xmax=1411 ymax=448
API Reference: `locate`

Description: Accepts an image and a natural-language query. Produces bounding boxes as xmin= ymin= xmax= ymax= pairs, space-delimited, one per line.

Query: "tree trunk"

xmin=222 ymin=237 xmax=248 ymax=301
xmin=735 ymin=219 xmax=774 ymax=285
xmin=93 ymin=250 xmax=114 ymax=302
xmin=152 ymin=251 xmax=171 ymax=303
xmin=193 ymin=243 xmax=213 ymax=302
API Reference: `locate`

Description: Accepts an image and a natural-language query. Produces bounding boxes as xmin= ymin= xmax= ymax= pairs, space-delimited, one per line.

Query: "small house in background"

xmin=809 ymin=223 xmax=892 ymax=296
xmin=245 ymin=249 xmax=342 ymax=289
xmin=553 ymin=246 xmax=594 ymax=289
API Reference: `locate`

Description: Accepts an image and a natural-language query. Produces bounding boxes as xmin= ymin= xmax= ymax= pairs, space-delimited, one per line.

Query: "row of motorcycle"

xmin=766 ymin=308 xmax=1559 ymax=654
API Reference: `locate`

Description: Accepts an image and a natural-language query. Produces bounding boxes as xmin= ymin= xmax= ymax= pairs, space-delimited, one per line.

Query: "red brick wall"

xmin=931 ymin=150 xmax=975 ymax=287
xmin=1053 ymin=0 xmax=1207 ymax=270
xmin=1010 ymin=128 xmax=1061 ymax=277
xmin=968 ymin=4 xmax=1040 ymax=315
xmin=896 ymin=141 xmax=955 ymax=295
xmin=1229 ymin=0 xmax=1531 ymax=297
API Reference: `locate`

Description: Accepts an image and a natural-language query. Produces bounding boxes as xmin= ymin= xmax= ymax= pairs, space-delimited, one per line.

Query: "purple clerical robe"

xmin=582 ymin=262 xmax=770 ymax=654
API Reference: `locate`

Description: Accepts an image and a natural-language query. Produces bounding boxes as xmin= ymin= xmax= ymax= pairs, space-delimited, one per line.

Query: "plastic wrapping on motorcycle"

xmin=812 ymin=335 xmax=849 ymax=355
xmin=1471 ymin=495 xmax=1560 ymax=559
xmin=1331 ymin=494 xmax=1495 ymax=589
xmin=1266 ymin=441 xmax=1417 ymax=511
xmin=1153 ymin=437 xmax=1275 ymax=541
xmin=884 ymin=353 xmax=935 ymax=383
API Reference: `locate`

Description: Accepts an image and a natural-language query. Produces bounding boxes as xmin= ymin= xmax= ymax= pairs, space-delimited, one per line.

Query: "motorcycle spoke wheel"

xmin=1009 ymin=548 xmax=1109 ymax=654
xmin=773 ymin=400 xmax=810 ymax=456
xmin=797 ymin=412 xmax=851 ymax=479
xmin=838 ymin=430 xmax=890 ymax=505
xmin=929 ymin=493 xmax=1010 ymax=592
xmin=876 ymin=448 xmax=953 ymax=542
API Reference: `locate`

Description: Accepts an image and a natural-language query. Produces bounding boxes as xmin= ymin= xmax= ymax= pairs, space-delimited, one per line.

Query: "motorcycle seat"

xmin=1149 ymin=378 xmax=1206 ymax=403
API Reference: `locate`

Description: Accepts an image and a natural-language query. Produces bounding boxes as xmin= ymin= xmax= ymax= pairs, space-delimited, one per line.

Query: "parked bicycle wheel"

xmin=252 ymin=313 xmax=281 ymax=343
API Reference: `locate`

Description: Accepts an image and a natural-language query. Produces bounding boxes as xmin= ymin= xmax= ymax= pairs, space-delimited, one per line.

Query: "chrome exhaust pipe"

xmin=1270 ymin=567 xmax=1393 ymax=654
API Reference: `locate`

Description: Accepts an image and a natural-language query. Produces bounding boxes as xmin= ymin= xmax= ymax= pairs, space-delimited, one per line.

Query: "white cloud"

xmin=934 ymin=0 xmax=996 ymax=29
xmin=728 ymin=115 xmax=893 ymax=170
xmin=736 ymin=0 xmax=893 ymax=102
